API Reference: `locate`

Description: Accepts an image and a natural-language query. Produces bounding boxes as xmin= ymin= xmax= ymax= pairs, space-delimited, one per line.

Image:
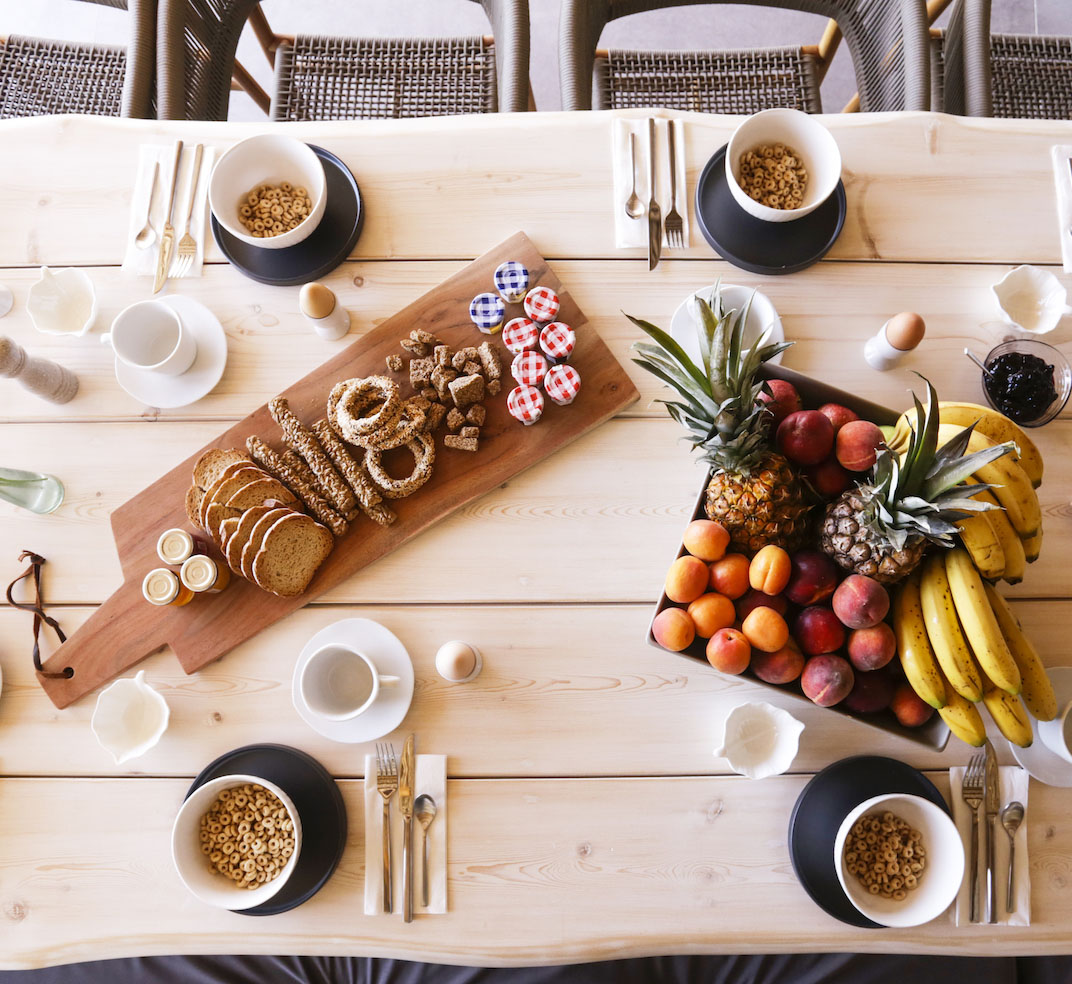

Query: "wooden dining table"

xmin=0 ymin=109 xmax=1070 ymax=969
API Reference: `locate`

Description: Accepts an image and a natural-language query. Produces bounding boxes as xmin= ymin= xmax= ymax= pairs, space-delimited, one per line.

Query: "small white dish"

xmin=834 ymin=792 xmax=963 ymax=928
xmin=1009 ymin=666 xmax=1072 ymax=786
xmin=990 ymin=265 xmax=1072 ymax=335
xmin=27 ymin=266 xmax=97 ymax=337
xmin=670 ymin=284 xmax=785 ymax=368
xmin=0 ymin=284 xmax=13 ymax=319
xmin=171 ymin=773 xmax=301 ymax=911
xmin=713 ymin=701 xmax=803 ymax=779
xmin=292 ymin=618 xmax=415 ymax=744
xmin=91 ymin=669 xmax=169 ymax=764
xmin=112 ymin=295 xmax=227 ymax=409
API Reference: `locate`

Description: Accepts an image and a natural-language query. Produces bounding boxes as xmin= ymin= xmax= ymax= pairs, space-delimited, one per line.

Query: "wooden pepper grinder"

xmin=0 ymin=336 xmax=79 ymax=403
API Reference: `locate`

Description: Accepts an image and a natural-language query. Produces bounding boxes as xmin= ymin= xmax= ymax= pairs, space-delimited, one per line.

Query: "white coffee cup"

xmin=102 ymin=299 xmax=196 ymax=376
xmin=1038 ymin=700 xmax=1072 ymax=764
xmin=299 ymin=644 xmax=400 ymax=721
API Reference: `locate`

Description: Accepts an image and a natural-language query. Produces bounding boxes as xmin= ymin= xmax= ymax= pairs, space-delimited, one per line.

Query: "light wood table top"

xmin=0 ymin=110 xmax=1070 ymax=968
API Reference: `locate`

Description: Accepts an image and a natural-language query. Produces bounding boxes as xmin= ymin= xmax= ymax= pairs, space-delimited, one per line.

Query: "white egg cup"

xmin=714 ymin=701 xmax=804 ymax=779
xmin=91 ymin=670 xmax=169 ymax=764
xmin=27 ymin=266 xmax=97 ymax=337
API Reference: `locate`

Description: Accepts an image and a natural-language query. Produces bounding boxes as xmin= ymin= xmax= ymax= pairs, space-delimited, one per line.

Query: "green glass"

xmin=0 ymin=468 xmax=65 ymax=514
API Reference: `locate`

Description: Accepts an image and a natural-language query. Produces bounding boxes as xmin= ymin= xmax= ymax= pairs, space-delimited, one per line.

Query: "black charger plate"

xmin=695 ymin=144 xmax=846 ymax=276
xmin=211 ymin=144 xmax=363 ymax=287
xmin=186 ymin=743 xmax=347 ymax=916
xmin=787 ymin=755 xmax=948 ymax=928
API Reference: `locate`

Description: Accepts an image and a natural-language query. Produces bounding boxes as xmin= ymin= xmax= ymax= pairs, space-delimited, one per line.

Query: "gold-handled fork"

xmin=962 ymin=752 xmax=986 ymax=923
xmin=376 ymin=742 xmax=398 ymax=914
xmin=172 ymin=143 xmax=204 ymax=280
xmin=664 ymin=120 xmax=684 ymax=249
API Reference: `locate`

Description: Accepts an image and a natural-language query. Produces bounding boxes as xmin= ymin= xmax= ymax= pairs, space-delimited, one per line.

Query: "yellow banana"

xmin=938 ymin=685 xmax=987 ymax=746
xmin=894 ymin=571 xmax=948 ymax=709
xmin=919 ymin=552 xmax=984 ymax=701
xmin=983 ymin=583 xmax=1058 ymax=721
xmin=936 ymin=402 xmax=1043 ymax=489
xmin=1021 ymin=524 xmax=1043 ymax=564
xmin=953 ymin=510 xmax=1005 ymax=582
xmin=964 ymin=480 xmax=1025 ymax=584
xmin=981 ymin=686 xmax=1034 ymax=747
xmin=944 ymin=547 xmax=1021 ymax=695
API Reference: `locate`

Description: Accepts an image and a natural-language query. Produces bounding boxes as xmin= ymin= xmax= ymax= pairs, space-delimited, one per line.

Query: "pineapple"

xmin=628 ymin=290 xmax=811 ymax=554
xmin=819 ymin=376 xmax=1015 ymax=583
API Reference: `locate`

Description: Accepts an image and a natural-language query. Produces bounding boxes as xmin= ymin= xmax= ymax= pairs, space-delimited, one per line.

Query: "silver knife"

xmin=647 ymin=118 xmax=662 ymax=271
xmin=984 ymin=738 xmax=999 ymax=924
xmin=399 ymin=733 xmax=415 ymax=923
xmin=153 ymin=139 xmax=184 ymax=294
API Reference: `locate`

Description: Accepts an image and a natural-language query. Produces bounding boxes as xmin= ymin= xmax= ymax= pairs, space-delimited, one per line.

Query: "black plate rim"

xmin=694 ymin=143 xmax=846 ymax=276
xmin=186 ymin=742 xmax=347 ymax=917
xmin=211 ymin=143 xmax=363 ymax=287
xmin=787 ymin=755 xmax=948 ymax=929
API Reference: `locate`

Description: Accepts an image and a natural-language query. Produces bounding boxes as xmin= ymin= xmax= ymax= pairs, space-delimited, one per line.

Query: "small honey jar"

xmin=180 ymin=555 xmax=231 ymax=594
xmin=142 ymin=568 xmax=195 ymax=607
xmin=156 ymin=528 xmax=207 ymax=566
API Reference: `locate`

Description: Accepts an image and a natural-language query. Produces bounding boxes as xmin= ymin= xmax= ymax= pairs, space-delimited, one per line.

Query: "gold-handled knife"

xmin=647 ymin=118 xmax=662 ymax=272
xmin=984 ymin=738 xmax=999 ymax=924
xmin=399 ymin=733 xmax=415 ymax=923
xmin=153 ymin=140 xmax=184 ymax=294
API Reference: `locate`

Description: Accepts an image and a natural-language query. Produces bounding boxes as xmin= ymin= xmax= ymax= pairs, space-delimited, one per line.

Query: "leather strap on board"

xmin=5 ymin=550 xmax=71 ymax=679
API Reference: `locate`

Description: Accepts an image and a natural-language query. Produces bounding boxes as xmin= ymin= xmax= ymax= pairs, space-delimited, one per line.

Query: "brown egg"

xmin=435 ymin=641 xmax=480 ymax=682
xmin=300 ymin=282 xmax=336 ymax=319
xmin=885 ymin=311 xmax=926 ymax=352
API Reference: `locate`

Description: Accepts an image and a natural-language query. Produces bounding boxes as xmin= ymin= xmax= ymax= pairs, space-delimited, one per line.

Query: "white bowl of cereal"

xmin=833 ymin=792 xmax=964 ymax=928
xmin=171 ymin=774 xmax=302 ymax=910
xmin=726 ymin=108 xmax=841 ymax=223
xmin=209 ymin=134 xmax=327 ymax=250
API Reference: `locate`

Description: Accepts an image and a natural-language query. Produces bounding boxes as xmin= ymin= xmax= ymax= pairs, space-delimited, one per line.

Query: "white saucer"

xmin=1008 ymin=666 xmax=1072 ymax=787
xmin=669 ymin=284 xmax=785 ymax=368
xmin=112 ymin=295 xmax=227 ymax=409
xmin=292 ymin=618 xmax=415 ymax=744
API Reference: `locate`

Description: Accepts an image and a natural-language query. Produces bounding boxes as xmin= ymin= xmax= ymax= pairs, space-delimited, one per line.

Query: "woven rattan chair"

xmin=560 ymin=0 xmax=931 ymax=113
xmin=157 ymin=0 xmax=529 ymax=121
xmin=0 ymin=0 xmax=154 ymax=119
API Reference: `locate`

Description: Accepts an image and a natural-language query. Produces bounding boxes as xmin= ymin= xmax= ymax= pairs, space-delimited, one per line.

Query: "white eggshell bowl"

xmin=27 ymin=266 xmax=97 ymax=337
xmin=833 ymin=792 xmax=964 ymax=928
xmin=91 ymin=670 xmax=169 ymax=764
xmin=726 ymin=108 xmax=842 ymax=223
xmin=171 ymin=773 xmax=302 ymax=911
xmin=714 ymin=701 xmax=804 ymax=779
xmin=209 ymin=135 xmax=327 ymax=250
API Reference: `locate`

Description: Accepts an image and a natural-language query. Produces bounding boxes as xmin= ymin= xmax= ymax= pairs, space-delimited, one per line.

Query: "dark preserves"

xmin=984 ymin=351 xmax=1058 ymax=423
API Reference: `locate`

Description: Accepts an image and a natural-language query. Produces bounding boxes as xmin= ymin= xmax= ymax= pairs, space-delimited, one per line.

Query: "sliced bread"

xmin=226 ymin=477 xmax=297 ymax=512
xmin=185 ymin=485 xmax=205 ymax=530
xmin=252 ymin=513 xmax=334 ymax=597
xmin=199 ymin=467 xmax=263 ymax=529
xmin=219 ymin=516 xmax=241 ymax=554
xmin=192 ymin=448 xmax=249 ymax=490
xmin=224 ymin=504 xmax=277 ymax=573
xmin=241 ymin=507 xmax=294 ymax=582
xmin=205 ymin=503 xmax=243 ymax=546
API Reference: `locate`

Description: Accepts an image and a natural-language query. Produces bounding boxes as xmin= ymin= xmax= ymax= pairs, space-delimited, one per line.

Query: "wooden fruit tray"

xmin=39 ymin=232 xmax=639 ymax=708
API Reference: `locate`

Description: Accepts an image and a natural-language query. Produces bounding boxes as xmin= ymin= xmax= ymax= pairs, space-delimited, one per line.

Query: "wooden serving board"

xmin=39 ymin=232 xmax=639 ymax=708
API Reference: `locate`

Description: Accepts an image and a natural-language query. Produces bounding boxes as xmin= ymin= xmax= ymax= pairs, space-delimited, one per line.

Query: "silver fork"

xmin=962 ymin=752 xmax=986 ymax=923
xmin=664 ymin=120 xmax=684 ymax=249
xmin=376 ymin=742 xmax=399 ymax=913
xmin=172 ymin=143 xmax=204 ymax=280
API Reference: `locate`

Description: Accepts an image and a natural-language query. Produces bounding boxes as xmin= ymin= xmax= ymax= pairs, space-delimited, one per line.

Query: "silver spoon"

xmin=964 ymin=347 xmax=995 ymax=377
xmin=414 ymin=794 xmax=437 ymax=908
xmin=134 ymin=161 xmax=160 ymax=250
xmin=1001 ymin=800 xmax=1024 ymax=913
xmin=624 ymin=133 xmax=644 ymax=220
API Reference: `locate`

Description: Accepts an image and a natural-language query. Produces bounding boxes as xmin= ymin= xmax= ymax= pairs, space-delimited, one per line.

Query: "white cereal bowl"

xmin=171 ymin=773 xmax=302 ymax=911
xmin=726 ymin=108 xmax=842 ymax=223
xmin=209 ymin=135 xmax=327 ymax=250
xmin=833 ymin=793 xmax=963 ymax=928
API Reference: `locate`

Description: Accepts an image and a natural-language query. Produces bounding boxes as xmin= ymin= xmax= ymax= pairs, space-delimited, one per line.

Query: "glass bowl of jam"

xmin=982 ymin=338 xmax=1070 ymax=427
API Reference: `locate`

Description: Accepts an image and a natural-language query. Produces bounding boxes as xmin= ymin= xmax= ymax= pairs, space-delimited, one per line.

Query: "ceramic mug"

xmin=102 ymin=300 xmax=196 ymax=376
xmin=1038 ymin=700 xmax=1072 ymax=764
xmin=299 ymin=644 xmax=400 ymax=721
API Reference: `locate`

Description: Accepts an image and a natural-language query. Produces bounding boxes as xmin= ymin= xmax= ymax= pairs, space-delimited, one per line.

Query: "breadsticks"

xmin=245 ymin=435 xmax=348 ymax=537
xmin=311 ymin=418 xmax=396 ymax=527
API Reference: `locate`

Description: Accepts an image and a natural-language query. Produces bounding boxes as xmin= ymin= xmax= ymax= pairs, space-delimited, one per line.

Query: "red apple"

xmin=776 ymin=410 xmax=835 ymax=466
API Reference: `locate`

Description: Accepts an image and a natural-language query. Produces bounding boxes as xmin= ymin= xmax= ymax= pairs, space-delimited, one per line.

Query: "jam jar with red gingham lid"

xmin=507 ymin=384 xmax=544 ymax=426
xmin=523 ymin=285 xmax=560 ymax=323
xmin=502 ymin=317 xmax=539 ymax=355
xmin=511 ymin=350 xmax=548 ymax=388
xmin=539 ymin=322 xmax=575 ymax=363
xmin=544 ymin=364 xmax=581 ymax=406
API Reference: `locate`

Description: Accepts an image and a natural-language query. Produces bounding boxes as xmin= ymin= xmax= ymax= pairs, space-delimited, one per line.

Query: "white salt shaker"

xmin=300 ymin=282 xmax=350 ymax=341
xmin=864 ymin=311 xmax=926 ymax=371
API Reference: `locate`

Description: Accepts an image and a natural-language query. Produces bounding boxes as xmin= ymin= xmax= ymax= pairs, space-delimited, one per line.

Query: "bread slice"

xmin=252 ymin=513 xmax=334 ymax=597
xmin=241 ymin=507 xmax=293 ymax=582
xmin=192 ymin=448 xmax=249 ymax=490
xmin=219 ymin=516 xmax=241 ymax=554
xmin=185 ymin=485 xmax=206 ymax=530
xmin=224 ymin=504 xmax=277 ymax=573
xmin=199 ymin=467 xmax=263 ymax=529
xmin=226 ymin=477 xmax=296 ymax=512
xmin=205 ymin=503 xmax=243 ymax=546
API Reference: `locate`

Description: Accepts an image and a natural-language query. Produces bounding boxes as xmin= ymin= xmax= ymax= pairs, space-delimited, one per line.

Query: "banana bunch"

xmin=894 ymin=548 xmax=1057 ymax=748
xmin=889 ymin=402 xmax=1043 ymax=582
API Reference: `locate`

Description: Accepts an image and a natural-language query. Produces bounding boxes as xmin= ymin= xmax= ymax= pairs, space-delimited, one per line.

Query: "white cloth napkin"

xmin=1050 ymin=146 xmax=1072 ymax=273
xmin=364 ymin=753 xmax=447 ymax=915
xmin=122 ymin=143 xmax=215 ymax=278
xmin=950 ymin=764 xmax=1030 ymax=926
xmin=611 ymin=118 xmax=689 ymax=250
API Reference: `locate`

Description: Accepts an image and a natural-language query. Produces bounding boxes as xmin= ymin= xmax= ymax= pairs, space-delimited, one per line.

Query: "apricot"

xmin=801 ymin=654 xmax=855 ymax=707
xmin=652 ymin=607 xmax=696 ymax=652
xmin=784 ymin=550 xmax=839 ymax=606
xmin=708 ymin=553 xmax=750 ymax=599
xmin=793 ymin=606 xmax=846 ymax=656
xmin=749 ymin=544 xmax=792 ymax=596
xmin=687 ymin=592 xmax=736 ymax=638
xmin=751 ymin=640 xmax=805 ymax=685
xmin=836 ymin=420 xmax=885 ymax=472
xmin=847 ymin=622 xmax=897 ymax=672
xmin=831 ymin=574 xmax=890 ymax=630
xmin=706 ymin=627 xmax=751 ymax=675
xmin=736 ymin=588 xmax=788 ymax=621
xmin=741 ymin=606 xmax=790 ymax=653
xmin=682 ymin=520 xmax=730 ymax=562
xmin=776 ymin=410 xmax=835 ymax=466
xmin=890 ymin=681 xmax=936 ymax=727
xmin=665 ymin=555 xmax=709 ymax=604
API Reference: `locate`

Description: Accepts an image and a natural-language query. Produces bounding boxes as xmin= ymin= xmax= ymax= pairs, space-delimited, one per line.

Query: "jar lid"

xmin=502 ymin=317 xmax=538 ymax=355
xmin=157 ymin=528 xmax=193 ymax=565
xmin=524 ymin=286 xmax=560 ymax=323
xmin=544 ymin=364 xmax=582 ymax=405
xmin=539 ymin=322 xmax=575 ymax=362
xmin=469 ymin=292 xmax=505 ymax=332
xmin=511 ymin=350 xmax=548 ymax=387
xmin=180 ymin=555 xmax=218 ymax=592
xmin=143 ymin=568 xmax=179 ymax=606
xmin=507 ymin=384 xmax=544 ymax=425
xmin=494 ymin=260 xmax=529 ymax=303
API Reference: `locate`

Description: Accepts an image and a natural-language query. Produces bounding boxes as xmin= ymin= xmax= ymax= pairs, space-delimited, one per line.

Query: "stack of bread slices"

xmin=185 ymin=448 xmax=333 ymax=598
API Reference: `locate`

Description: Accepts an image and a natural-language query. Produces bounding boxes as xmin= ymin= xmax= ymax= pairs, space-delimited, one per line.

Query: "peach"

xmin=736 ymin=588 xmax=788 ymax=621
xmin=890 ymin=681 xmax=936 ymax=728
xmin=843 ymin=667 xmax=896 ymax=714
xmin=751 ymin=640 xmax=805 ymax=685
xmin=749 ymin=544 xmax=792 ymax=596
xmin=847 ymin=622 xmax=897 ymax=672
xmin=709 ymin=553 xmax=750 ymax=599
xmin=793 ymin=606 xmax=846 ymax=656
xmin=652 ymin=607 xmax=696 ymax=652
xmin=757 ymin=379 xmax=803 ymax=431
xmin=682 ymin=519 xmax=730 ymax=562
xmin=818 ymin=403 xmax=859 ymax=435
xmin=706 ymin=627 xmax=751 ymax=675
xmin=687 ymin=592 xmax=736 ymax=638
xmin=784 ymin=550 xmax=839 ymax=606
xmin=831 ymin=574 xmax=890 ymax=629
xmin=741 ymin=606 xmax=790 ymax=653
xmin=836 ymin=419 xmax=885 ymax=472
xmin=801 ymin=654 xmax=855 ymax=707
xmin=665 ymin=555 xmax=709 ymax=604
xmin=804 ymin=457 xmax=853 ymax=498
xmin=776 ymin=410 xmax=835 ymax=466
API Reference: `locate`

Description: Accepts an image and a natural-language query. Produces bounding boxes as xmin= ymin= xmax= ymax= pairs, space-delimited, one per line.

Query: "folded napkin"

xmin=1050 ymin=146 xmax=1072 ymax=273
xmin=611 ymin=117 xmax=689 ymax=251
xmin=364 ymin=753 xmax=447 ymax=915
xmin=950 ymin=764 xmax=1030 ymax=926
xmin=122 ymin=143 xmax=215 ymax=278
